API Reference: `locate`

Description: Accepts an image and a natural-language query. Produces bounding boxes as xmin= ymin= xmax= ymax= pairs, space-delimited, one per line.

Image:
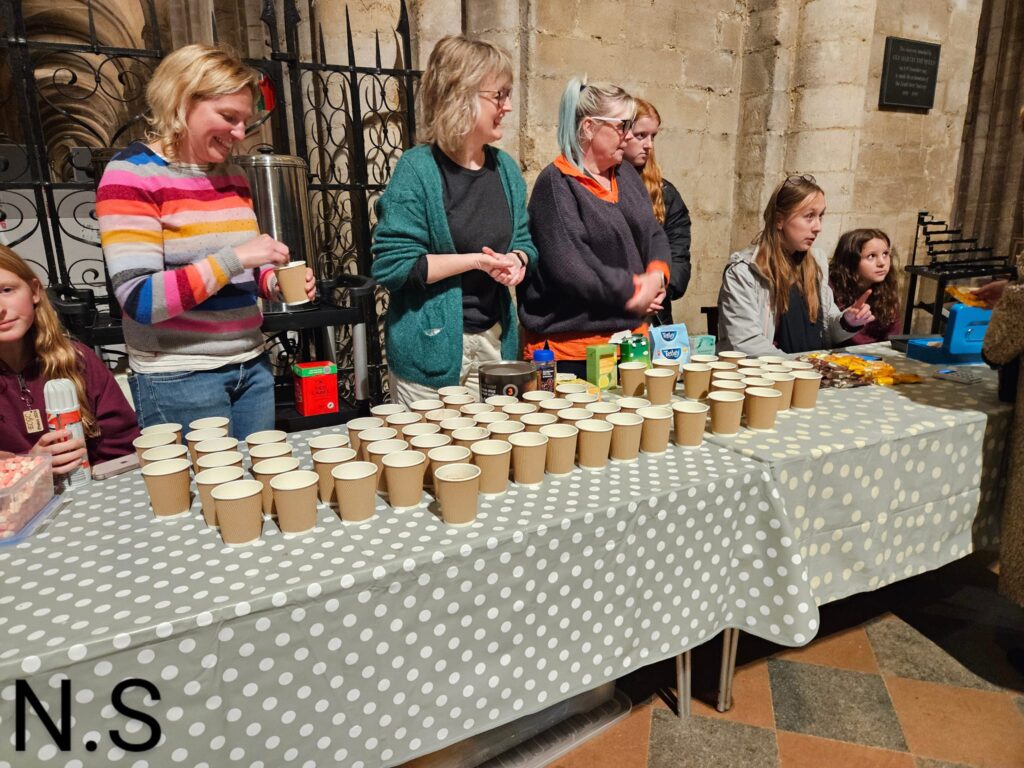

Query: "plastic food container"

xmin=0 ymin=454 xmax=54 ymax=540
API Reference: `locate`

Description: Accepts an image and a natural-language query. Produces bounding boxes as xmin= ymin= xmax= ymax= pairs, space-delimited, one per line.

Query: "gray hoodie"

xmin=716 ymin=244 xmax=855 ymax=356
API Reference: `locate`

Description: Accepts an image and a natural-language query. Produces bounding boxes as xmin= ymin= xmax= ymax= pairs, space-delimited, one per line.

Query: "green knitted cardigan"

xmin=371 ymin=144 xmax=537 ymax=388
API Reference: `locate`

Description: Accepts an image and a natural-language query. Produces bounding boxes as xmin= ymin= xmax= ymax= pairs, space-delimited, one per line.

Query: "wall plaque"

xmin=879 ymin=37 xmax=940 ymax=110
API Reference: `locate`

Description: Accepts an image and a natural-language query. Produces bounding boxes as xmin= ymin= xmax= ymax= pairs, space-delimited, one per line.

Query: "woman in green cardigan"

xmin=371 ymin=36 xmax=537 ymax=403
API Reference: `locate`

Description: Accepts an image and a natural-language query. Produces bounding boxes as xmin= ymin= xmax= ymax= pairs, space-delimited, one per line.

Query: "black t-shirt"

xmin=774 ymin=282 xmax=824 ymax=354
xmin=408 ymin=145 xmax=513 ymax=334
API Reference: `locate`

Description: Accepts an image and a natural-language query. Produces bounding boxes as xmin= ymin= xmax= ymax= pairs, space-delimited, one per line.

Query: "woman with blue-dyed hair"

xmin=518 ymin=78 xmax=670 ymax=378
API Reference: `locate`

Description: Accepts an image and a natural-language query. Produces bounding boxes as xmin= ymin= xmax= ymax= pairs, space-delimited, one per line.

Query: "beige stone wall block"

xmin=708 ymin=91 xmax=741 ymax=135
xmin=878 ymin=0 xmax=951 ymax=42
xmin=675 ymin=9 xmax=722 ymax=50
xmin=794 ymin=85 xmax=867 ymax=131
xmin=662 ymin=131 xmax=705 ymax=175
xmin=718 ymin=15 xmax=744 ymax=54
xmin=800 ymin=0 xmax=878 ymax=43
xmin=793 ymin=40 xmax=872 ymax=89
xmin=787 ymin=129 xmax=857 ymax=172
xmin=535 ymin=0 xmax=578 ymax=36
xmin=654 ymin=89 xmax=708 ymax=134
xmin=529 ymin=76 xmax=569 ymax=131
xmin=740 ymin=49 xmax=774 ymax=96
xmin=683 ymin=50 xmax=740 ymax=92
xmin=812 ymin=170 xmax=855 ymax=213
xmin=575 ymin=0 xmax=633 ymax=43
xmin=534 ymin=34 xmax=632 ymax=82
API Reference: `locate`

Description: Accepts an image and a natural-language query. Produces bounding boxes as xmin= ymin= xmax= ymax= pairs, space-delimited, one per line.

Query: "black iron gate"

xmin=0 ymin=0 xmax=420 ymax=408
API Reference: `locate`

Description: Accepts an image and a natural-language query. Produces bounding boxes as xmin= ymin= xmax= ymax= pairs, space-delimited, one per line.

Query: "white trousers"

xmin=389 ymin=323 xmax=503 ymax=405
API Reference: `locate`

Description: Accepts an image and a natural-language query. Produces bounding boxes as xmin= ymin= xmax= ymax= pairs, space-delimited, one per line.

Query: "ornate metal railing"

xmin=0 ymin=0 xmax=420 ymax=405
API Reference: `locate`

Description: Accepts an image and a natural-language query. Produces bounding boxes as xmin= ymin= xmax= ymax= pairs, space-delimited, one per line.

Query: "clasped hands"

xmin=476 ymin=247 xmax=526 ymax=287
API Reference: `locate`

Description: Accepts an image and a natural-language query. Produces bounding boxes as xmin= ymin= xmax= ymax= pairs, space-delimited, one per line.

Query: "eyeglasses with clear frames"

xmin=589 ymin=116 xmax=636 ymax=136
xmin=478 ymin=88 xmax=513 ymax=105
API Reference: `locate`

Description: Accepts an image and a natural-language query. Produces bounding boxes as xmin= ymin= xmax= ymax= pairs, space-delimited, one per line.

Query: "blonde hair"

xmin=633 ymin=98 xmax=665 ymax=224
xmin=754 ymin=175 xmax=826 ymax=322
xmin=0 ymin=246 xmax=98 ymax=437
xmin=417 ymin=36 xmax=513 ymax=156
xmin=558 ymin=78 xmax=635 ymax=170
xmin=145 ymin=43 xmax=260 ymax=161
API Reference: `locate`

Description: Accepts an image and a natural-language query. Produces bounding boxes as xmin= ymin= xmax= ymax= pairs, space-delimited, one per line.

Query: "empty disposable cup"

xmin=711 ymin=370 xmax=746 ymax=382
xmin=539 ymin=423 xmax=579 ymax=476
xmin=718 ymin=351 xmax=746 ymax=362
xmin=194 ymin=437 xmax=240 ymax=466
xmin=409 ymin=398 xmax=445 ymax=414
xmin=690 ymin=354 xmax=718 ymax=364
xmin=538 ymin=398 xmax=571 ymax=414
xmin=708 ymin=361 xmax=738 ymax=372
xmin=576 ymin=418 xmax=613 ymax=470
xmin=332 ymin=461 xmax=379 ymax=522
xmin=682 ymin=364 xmax=712 ymax=401
xmin=508 ymin=432 xmax=548 ymax=485
xmin=442 ymin=393 xmax=475 ymax=408
xmin=644 ymin=368 xmax=678 ymax=405
xmin=249 ymin=442 xmax=293 ymax=467
xmin=382 ymin=450 xmax=427 ymax=509
xmin=520 ymin=412 xmax=558 ymax=432
xmin=245 ymin=429 xmax=288 ymax=449
xmin=410 ymin=432 xmax=451 ymax=459
xmin=607 ymin=412 xmax=643 ymax=462
xmin=140 ymin=422 xmax=183 ymax=444
xmin=188 ymin=416 xmax=230 ymax=432
xmin=140 ymin=443 xmax=189 ymax=468
xmin=312 ymin=447 xmax=358 ymax=504
xmin=711 ymin=379 xmax=747 ymax=395
xmin=585 ymin=401 xmax=621 ymax=420
xmin=386 ymin=412 xmax=422 ymax=429
xmin=439 ymin=417 xmax=476 ymax=437
xmin=741 ymin=377 xmax=774 ymax=389
xmin=437 ymin=385 xmax=472 ymax=398
xmin=782 ymin=360 xmax=815 ymax=371
xmin=345 ymin=417 xmax=384 ymax=455
xmin=402 ymin=422 xmax=441 ymax=439
xmin=134 ymin=431 xmax=177 ymax=460
xmin=616 ymin=397 xmax=651 ymax=414
xmin=566 ymin=392 xmax=599 ymax=406
xmin=428 ymin=445 xmax=473 ymax=489
xmin=459 ymin=402 xmax=494 ymax=416
xmin=424 ymin=408 xmax=460 ymax=424
xmin=141 ymin=458 xmax=192 ymax=517
xmin=737 ymin=368 xmax=763 ymax=379
xmin=762 ymin=365 xmax=793 ymax=375
xmin=275 ymin=261 xmax=308 ymax=304
xmin=735 ymin=359 xmax=763 ymax=369
xmin=637 ymin=406 xmax=673 ymax=454
xmin=759 ymin=355 xmax=788 ymax=365
xmin=765 ymin=372 xmax=795 ymax=410
xmin=618 ymin=362 xmax=648 ymax=397
xmin=790 ymin=371 xmax=823 ymax=409
xmin=252 ymin=456 xmax=301 ymax=516
xmin=555 ymin=383 xmax=588 ymax=397
xmin=652 ymin=358 xmax=681 ymax=381
xmin=356 ymin=427 xmax=399 ymax=460
xmin=503 ymin=402 xmax=538 ymax=421
xmin=370 ymin=403 xmax=408 ymax=419
xmin=307 ymin=433 xmax=349 ymax=453
xmin=485 ymin=395 xmax=519 ymax=408
xmin=709 ymin=391 xmax=745 ymax=435
xmin=470 ymin=439 xmax=512 ymax=496
xmin=270 ymin=470 xmax=320 ymax=534
xmin=522 ymin=390 xmax=555 ymax=403
xmin=211 ymin=480 xmax=264 ymax=545
xmin=473 ymin=411 xmax=509 ymax=426
xmin=558 ymin=407 xmax=592 ymax=426
xmin=364 ymin=439 xmax=409 ymax=493
xmin=433 ymin=463 xmax=482 ymax=525
xmin=487 ymin=420 xmax=525 ymax=442
xmin=196 ymin=450 xmax=244 ymax=472
xmin=746 ymin=386 xmax=783 ymax=430
xmin=195 ymin=465 xmax=245 ymax=526
xmin=672 ymin=401 xmax=709 ymax=448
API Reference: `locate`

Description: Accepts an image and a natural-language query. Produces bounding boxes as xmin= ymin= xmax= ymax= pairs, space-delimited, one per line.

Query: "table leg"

xmin=675 ymin=650 xmax=691 ymax=718
xmin=717 ymin=628 xmax=739 ymax=712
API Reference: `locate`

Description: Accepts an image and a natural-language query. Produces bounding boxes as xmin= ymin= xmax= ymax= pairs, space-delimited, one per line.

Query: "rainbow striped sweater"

xmin=97 ymin=142 xmax=273 ymax=359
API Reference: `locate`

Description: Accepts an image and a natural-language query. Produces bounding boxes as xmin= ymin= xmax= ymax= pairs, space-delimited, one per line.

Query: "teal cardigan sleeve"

xmin=496 ymin=150 xmax=538 ymax=269
xmin=370 ymin=153 xmax=435 ymax=290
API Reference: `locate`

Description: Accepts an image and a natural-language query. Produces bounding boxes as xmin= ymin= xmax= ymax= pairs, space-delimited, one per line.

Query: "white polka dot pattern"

xmin=0 ymin=432 xmax=816 ymax=766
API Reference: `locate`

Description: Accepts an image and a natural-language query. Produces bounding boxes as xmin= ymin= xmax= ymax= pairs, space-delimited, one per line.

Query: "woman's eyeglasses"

xmin=590 ymin=116 xmax=636 ymax=136
xmin=479 ymin=88 xmax=513 ymax=105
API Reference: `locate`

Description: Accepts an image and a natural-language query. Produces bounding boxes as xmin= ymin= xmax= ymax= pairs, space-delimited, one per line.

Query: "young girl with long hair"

xmin=622 ymin=98 xmax=691 ymax=325
xmin=717 ymin=174 xmax=874 ymax=355
xmin=829 ymin=228 xmax=902 ymax=345
xmin=0 ymin=246 xmax=138 ymax=474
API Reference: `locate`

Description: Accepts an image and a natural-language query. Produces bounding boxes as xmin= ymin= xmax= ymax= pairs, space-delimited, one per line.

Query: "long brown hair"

xmin=0 ymin=246 xmax=97 ymax=436
xmin=830 ymin=228 xmax=900 ymax=327
xmin=633 ymin=98 xmax=666 ymax=223
xmin=754 ymin=175 xmax=826 ymax=322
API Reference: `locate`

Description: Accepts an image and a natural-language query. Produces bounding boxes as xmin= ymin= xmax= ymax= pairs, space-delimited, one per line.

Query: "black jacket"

xmin=655 ymin=179 xmax=692 ymax=326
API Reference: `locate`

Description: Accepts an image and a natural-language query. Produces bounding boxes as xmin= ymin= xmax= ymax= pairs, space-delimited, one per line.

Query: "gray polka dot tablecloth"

xmin=704 ymin=345 xmax=1010 ymax=606
xmin=0 ymin=432 xmax=818 ymax=767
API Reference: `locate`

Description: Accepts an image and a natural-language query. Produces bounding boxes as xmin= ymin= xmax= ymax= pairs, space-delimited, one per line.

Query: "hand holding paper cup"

xmin=275 ymin=260 xmax=309 ymax=305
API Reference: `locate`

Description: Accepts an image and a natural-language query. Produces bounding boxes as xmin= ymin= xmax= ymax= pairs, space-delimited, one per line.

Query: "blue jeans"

xmin=129 ymin=354 xmax=276 ymax=440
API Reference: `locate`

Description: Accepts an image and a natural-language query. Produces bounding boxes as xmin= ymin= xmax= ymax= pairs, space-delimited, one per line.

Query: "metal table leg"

xmin=717 ymin=628 xmax=739 ymax=712
xmin=675 ymin=650 xmax=691 ymax=718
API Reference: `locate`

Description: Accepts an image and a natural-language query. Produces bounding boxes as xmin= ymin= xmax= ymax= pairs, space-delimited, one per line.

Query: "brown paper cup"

xmin=652 ymin=358 xmax=681 ymax=380
xmin=196 ymin=450 xmax=244 ymax=472
xmin=470 ymin=439 xmax=512 ymax=496
xmin=140 ymin=422 xmax=183 ymax=444
xmin=141 ymin=458 xmax=192 ymax=517
xmin=782 ymin=360 xmax=815 ymax=371
xmin=682 ymin=364 xmax=712 ymax=401
xmin=385 ymin=412 xmax=422 ymax=430
xmin=248 ymin=442 xmax=293 ymax=467
xmin=356 ymin=427 xmax=399 ymax=460
xmin=708 ymin=361 xmax=738 ymax=372
xmin=554 ymin=383 xmax=586 ymax=397
xmin=644 ymin=368 xmax=677 ymax=405
xmin=762 ymin=365 xmax=793 ymax=375
xmin=539 ymin=423 xmax=579 ymax=476
xmin=275 ymin=261 xmax=308 ymax=305
xmin=790 ymin=371 xmax=823 ymax=409
xmin=473 ymin=412 xmax=509 ymax=427
xmin=433 ymin=463 xmax=481 ymax=525
xmin=487 ymin=420 xmax=525 ymax=442
xmin=245 ymin=429 xmax=288 ymax=450
xmin=140 ymin=443 xmax=189 ymax=468
xmin=459 ymin=403 xmax=494 ymax=417
xmin=442 ymin=394 xmax=475 ymax=408
xmin=710 ymin=379 xmax=747 ymax=396
xmin=410 ymin=433 xmax=451 ymax=488
xmin=409 ymin=398 xmax=445 ymax=414
xmin=576 ymin=419 xmax=613 ymax=470
xmin=765 ymin=372 xmax=795 ymax=410
xmin=690 ymin=354 xmax=718 ymax=364
xmin=746 ymin=386 xmax=783 ymax=430
xmin=737 ymin=367 xmax=762 ymax=378
xmin=485 ymin=395 xmax=519 ymax=408
xmin=508 ymin=432 xmax=548 ymax=486
xmin=364 ymin=438 xmax=409 ymax=494
xmin=382 ymin=450 xmax=427 ymax=508
xmin=402 ymin=422 xmax=441 ymax=440
xmin=616 ymin=397 xmax=651 ymax=414
xmin=522 ymin=390 xmax=555 ymax=404
xmin=503 ymin=402 xmax=539 ymax=421
xmin=184 ymin=427 xmax=228 ymax=463
xmin=558 ymin=407 xmax=592 ymax=426
xmin=427 ymin=445 xmax=472 ymax=486
xmin=252 ymin=457 xmax=301 ymax=517
xmin=194 ymin=437 xmax=240 ymax=467
xmin=638 ymin=406 xmax=673 ymax=453
xmin=520 ymin=412 xmax=559 ymax=433
xmin=312 ymin=447 xmax=358 ymax=504
xmin=187 ymin=416 xmax=230 ymax=433
xmin=709 ymin=391 xmax=745 ymax=435
xmin=439 ymin=417 xmax=476 ymax=437
xmin=584 ymin=401 xmax=621 ymax=420
xmin=424 ymin=408 xmax=461 ymax=424
xmin=370 ymin=403 xmax=408 ymax=419
xmin=332 ymin=461 xmax=379 ymax=522
xmin=195 ymin=465 xmax=245 ymax=526
xmin=607 ymin=412 xmax=643 ymax=461
xmin=758 ymin=355 xmax=788 ymax=365
xmin=270 ymin=470 xmax=320 ymax=534
xmin=566 ymin=392 xmax=599 ymax=406
xmin=741 ymin=377 xmax=774 ymax=389
xmin=718 ymin=351 xmax=747 ymax=363
xmin=134 ymin=431 xmax=177 ymax=461
xmin=345 ymin=417 xmax=385 ymax=455
xmin=437 ymin=385 xmax=471 ymax=398
xmin=307 ymin=434 xmax=349 ymax=453
xmin=672 ymin=401 xmax=709 ymax=448
xmin=712 ymin=370 xmax=746 ymax=382
xmin=538 ymin=398 xmax=571 ymax=415
xmin=212 ymin=480 xmax=264 ymax=545
xmin=618 ymin=362 xmax=648 ymax=397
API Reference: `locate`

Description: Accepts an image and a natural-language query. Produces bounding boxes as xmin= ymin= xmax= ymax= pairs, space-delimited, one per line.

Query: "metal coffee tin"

xmin=618 ymin=334 xmax=650 ymax=366
xmin=477 ymin=361 xmax=538 ymax=400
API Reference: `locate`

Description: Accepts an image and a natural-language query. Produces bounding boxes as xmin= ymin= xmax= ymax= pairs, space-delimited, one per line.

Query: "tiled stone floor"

xmin=546 ymin=554 xmax=1024 ymax=768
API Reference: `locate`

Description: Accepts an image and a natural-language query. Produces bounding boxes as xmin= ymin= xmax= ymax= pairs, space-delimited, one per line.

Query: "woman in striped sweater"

xmin=97 ymin=44 xmax=313 ymax=438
